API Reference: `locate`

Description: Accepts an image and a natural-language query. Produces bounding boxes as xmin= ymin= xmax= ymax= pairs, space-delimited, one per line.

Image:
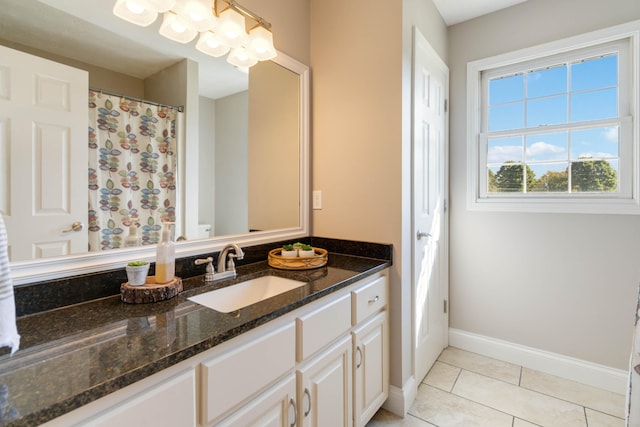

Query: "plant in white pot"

xmin=298 ymin=244 xmax=315 ymax=257
xmin=281 ymin=244 xmax=298 ymax=258
xmin=126 ymin=261 xmax=150 ymax=286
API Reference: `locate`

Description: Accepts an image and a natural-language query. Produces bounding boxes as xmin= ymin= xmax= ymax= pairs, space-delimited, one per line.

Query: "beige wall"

xmin=448 ymin=0 xmax=640 ymax=369
xmin=310 ymin=0 xmax=448 ymax=399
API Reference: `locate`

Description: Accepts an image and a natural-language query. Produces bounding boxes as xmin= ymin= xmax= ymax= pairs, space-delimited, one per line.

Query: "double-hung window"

xmin=467 ymin=22 xmax=639 ymax=214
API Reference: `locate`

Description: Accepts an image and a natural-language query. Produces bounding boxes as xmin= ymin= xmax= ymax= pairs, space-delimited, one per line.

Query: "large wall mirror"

xmin=0 ymin=0 xmax=309 ymax=285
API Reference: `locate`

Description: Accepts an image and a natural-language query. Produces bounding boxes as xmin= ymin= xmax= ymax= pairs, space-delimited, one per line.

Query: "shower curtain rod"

xmin=89 ymin=87 xmax=184 ymax=113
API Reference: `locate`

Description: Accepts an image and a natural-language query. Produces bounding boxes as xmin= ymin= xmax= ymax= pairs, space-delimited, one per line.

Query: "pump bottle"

xmin=124 ymin=225 xmax=141 ymax=247
xmin=155 ymin=223 xmax=175 ymax=284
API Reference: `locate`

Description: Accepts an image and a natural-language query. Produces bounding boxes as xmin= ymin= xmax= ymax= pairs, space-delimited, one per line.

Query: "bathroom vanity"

xmin=0 ymin=241 xmax=391 ymax=427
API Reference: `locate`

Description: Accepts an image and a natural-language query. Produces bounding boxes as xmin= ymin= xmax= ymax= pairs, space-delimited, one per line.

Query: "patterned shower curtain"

xmin=88 ymin=90 xmax=179 ymax=252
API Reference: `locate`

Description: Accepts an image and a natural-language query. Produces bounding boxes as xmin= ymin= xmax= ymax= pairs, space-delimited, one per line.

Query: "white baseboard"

xmin=449 ymin=328 xmax=628 ymax=395
xmin=383 ymin=375 xmax=417 ymax=417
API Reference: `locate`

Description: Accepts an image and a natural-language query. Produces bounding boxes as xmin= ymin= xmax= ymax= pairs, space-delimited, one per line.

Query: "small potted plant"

xmin=126 ymin=260 xmax=150 ymax=286
xmin=298 ymin=244 xmax=315 ymax=257
xmin=281 ymin=244 xmax=298 ymax=258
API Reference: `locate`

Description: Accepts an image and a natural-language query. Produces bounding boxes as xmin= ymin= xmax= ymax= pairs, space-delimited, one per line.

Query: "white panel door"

xmin=297 ymin=335 xmax=352 ymax=427
xmin=412 ymin=28 xmax=449 ymax=383
xmin=0 ymin=45 xmax=88 ymax=261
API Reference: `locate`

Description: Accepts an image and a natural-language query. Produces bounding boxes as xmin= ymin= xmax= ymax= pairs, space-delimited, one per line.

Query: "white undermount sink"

xmin=188 ymin=275 xmax=306 ymax=313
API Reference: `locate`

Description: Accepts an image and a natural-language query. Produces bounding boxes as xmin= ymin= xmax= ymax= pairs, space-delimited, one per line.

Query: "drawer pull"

xmin=368 ymin=295 xmax=380 ymax=304
xmin=303 ymin=388 xmax=311 ymax=417
xmin=356 ymin=346 xmax=363 ymax=369
xmin=289 ymin=398 xmax=297 ymax=427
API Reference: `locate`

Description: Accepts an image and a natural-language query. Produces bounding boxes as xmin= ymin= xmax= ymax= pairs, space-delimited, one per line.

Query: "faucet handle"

xmin=227 ymin=253 xmax=239 ymax=271
xmin=195 ymin=257 xmax=215 ymax=282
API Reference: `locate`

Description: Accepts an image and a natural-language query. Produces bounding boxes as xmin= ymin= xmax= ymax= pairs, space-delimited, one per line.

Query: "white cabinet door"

xmin=217 ymin=375 xmax=297 ymax=427
xmin=297 ymin=335 xmax=352 ymax=427
xmin=352 ymin=311 xmax=388 ymax=427
xmin=0 ymin=44 xmax=88 ymax=261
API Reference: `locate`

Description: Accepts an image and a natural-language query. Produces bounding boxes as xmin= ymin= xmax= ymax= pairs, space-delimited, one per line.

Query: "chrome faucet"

xmin=215 ymin=243 xmax=244 ymax=280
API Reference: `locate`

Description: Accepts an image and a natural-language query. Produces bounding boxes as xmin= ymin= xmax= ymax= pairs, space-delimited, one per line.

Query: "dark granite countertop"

xmin=0 ymin=249 xmax=390 ymax=427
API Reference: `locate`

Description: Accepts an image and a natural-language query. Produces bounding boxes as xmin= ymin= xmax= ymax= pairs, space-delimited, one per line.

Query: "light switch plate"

xmin=312 ymin=190 xmax=322 ymax=209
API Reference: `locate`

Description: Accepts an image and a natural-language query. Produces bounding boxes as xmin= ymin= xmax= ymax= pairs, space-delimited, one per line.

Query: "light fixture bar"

xmin=220 ymin=0 xmax=271 ymax=30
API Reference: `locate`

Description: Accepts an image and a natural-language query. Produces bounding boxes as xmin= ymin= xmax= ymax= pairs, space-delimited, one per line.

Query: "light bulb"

xmin=113 ymin=0 xmax=158 ymax=26
xmin=227 ymin=46 xmax=258 ymax=68
xmin=216 ymin=8 xmax=248 ymax=48
xmin=126 ymin=1 xmax=146 ymax=14
xmin=196 ymin=31 xmax=231 ymax=57
xmin=247 ymin=26 xmax=276 ymax=61
xmin=159 ymin=11 xmax=198 ymax=43
xmin=173 ymin=0 xmax=216 ymax=32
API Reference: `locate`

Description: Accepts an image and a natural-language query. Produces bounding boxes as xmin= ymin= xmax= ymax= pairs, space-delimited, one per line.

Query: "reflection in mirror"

xmin=0 ymin=0 xmax=309 ymax=284
xmin=202 ymin=60 xmax=300 ymax=237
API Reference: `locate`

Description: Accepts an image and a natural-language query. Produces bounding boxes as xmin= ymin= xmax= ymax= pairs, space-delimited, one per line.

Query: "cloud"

xmin=575 ymin=151 xmax=617 ymax=159
xmin=526 ymin=141 xmax=566 ymax=160
xmin=487 ymin=145 xmax=522 ymax=163
xmin=488 ymin=140 xmax=568 ymax=164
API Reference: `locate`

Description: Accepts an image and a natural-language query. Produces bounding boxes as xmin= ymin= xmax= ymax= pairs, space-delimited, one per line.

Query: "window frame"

xmin=467 ymin=20 xmax=640 ymax=214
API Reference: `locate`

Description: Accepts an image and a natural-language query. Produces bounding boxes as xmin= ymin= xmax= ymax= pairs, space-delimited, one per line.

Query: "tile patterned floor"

xmin=367 ymin=347 xmax=626 ymax=427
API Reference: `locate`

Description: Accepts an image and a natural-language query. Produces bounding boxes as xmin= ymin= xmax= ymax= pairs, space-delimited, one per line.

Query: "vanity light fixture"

xmin=112 ymin=0 xmax=276 ymax=67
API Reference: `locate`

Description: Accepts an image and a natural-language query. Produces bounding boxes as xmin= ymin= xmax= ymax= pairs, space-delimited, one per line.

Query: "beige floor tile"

xmin=438 ymin=347 xmax=521 ymax=385
xmin=423 ymin=361 xmax=461 ymax=392
xmin=366 ymin=408 xmax=436 ymax=426
xmin=453 ymin=370 xmax=587 ymax=426
xmin=520 ymin=367 xmax=625 ymax=418
xmin=585 ymin=408 xmax=625 ymax=427
xmin=409 ymin=383 xmax=513 ymax=427
xmin=513 ymin=418 xmax=541 ymax=426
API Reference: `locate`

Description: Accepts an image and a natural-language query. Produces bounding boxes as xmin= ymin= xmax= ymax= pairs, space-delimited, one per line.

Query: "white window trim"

xmin=467 ymin=20 xmax=640 ymax=214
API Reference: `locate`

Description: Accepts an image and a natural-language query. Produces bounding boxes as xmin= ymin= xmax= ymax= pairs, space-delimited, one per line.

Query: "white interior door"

xmin=0 ymin=45 xmax=88 ymax=261
xmin=412 ymin=27 xmax=449 ymax=383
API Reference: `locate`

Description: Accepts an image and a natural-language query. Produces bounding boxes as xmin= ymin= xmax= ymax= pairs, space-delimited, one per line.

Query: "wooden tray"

xmin=121 ymin=276 xmax=183 ymax=304
xmin=268 ymin=247 xmax=328 ymax=270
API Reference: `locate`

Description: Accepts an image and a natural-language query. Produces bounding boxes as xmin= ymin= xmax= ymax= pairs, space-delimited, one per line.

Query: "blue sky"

xmin=486 ymin=53 xmax=619 ymax=178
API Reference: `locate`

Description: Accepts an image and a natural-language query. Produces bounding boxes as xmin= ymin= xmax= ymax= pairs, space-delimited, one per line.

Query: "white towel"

xmin=0 ymin=215 xmax=19 ymax=355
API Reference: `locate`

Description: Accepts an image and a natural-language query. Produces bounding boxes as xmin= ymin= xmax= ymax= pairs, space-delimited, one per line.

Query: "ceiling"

xmin=0 ymin=0 xmax=528 ymax=99
xmin=433 ymin=0 xmax=529 ymax=26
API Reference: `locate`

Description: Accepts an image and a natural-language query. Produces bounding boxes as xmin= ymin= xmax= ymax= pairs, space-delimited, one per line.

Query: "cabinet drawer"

xmin=85 ymin=369 xmax=197 ymax=427
xmin=352 ymin=275 xmax=388 ymax=325
xmin=200 ymin=322 xmax=295 ymax=425
xmin=296 ymin=293 xmax=351 ymax=362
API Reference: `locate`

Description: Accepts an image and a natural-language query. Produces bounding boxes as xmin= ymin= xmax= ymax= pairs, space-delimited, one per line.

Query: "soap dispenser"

xmin=124 ymin=224 xmax=141 ymax=247
xmin=155 ymin=222 xmax=175 ymax=284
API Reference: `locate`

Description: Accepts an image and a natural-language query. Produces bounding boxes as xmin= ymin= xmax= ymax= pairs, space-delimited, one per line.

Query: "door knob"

xmin=62 ymin=221 xmax=83 ymax=233
xmin=417 ymin=230 xmax=431 ymax=240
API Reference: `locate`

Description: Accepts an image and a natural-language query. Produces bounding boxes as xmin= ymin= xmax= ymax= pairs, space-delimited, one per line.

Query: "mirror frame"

xmin=10 ymin=52 xmax=310 ymax=286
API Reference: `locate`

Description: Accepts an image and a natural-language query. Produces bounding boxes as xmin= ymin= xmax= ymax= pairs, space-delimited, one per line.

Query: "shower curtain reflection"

xmin=88 ymin=90 xmax=180 ymax=252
